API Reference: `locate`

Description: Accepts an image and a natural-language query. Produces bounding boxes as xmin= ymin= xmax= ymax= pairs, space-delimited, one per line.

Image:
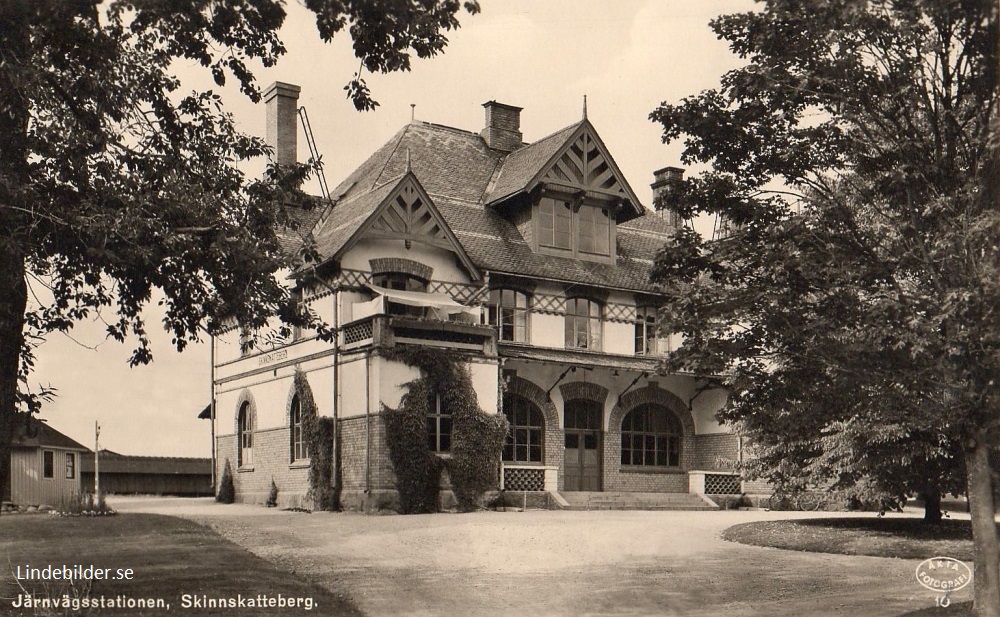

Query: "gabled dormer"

xmin=485 ymin=116 xmax=643 ymax=265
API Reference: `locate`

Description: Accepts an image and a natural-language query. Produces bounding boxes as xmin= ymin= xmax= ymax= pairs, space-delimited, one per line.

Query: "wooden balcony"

xmin=340 ymin=314 xmax=497 ymax=356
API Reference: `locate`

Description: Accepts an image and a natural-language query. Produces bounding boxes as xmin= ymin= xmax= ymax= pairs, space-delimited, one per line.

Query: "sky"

xmin=30 ymin=0 xmax=756 ymax=457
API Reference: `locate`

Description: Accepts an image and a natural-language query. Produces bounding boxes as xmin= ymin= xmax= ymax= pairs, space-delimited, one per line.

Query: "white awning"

xmin=365 ymin=284 xmax=470 ymax=315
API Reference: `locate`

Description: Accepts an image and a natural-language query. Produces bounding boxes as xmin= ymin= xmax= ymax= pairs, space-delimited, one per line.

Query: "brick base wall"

xmin=338 ymin=414 xmax=395 ymax=493
xmin=216 ymin=428 xmax=311 ymax=508
xmin=217 ymin=417 xmax=745 ymax=508
xmin=693 ymin=433 xmax=740 ymax=470
xmin=605 ymin=469 xmax=689 ymax=492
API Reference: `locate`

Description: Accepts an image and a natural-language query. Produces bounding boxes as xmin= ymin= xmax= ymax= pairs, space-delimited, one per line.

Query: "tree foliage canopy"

xmin=652 ymin=0 xmax=997 ymax=489
xmin=0 ymin=0 xmax=479 ymax=399
xmin=0 ymin=0 xmax=477 ymax=504
xmin=649 ymin=1 xmax=998 ymax=610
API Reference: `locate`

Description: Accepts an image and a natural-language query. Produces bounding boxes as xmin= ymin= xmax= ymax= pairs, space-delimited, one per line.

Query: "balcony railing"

xmin=340 ymin=314 xmax=496 ymax=355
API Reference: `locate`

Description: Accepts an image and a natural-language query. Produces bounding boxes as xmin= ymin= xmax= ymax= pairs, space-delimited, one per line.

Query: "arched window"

xmin=503 ymin=394 xmax=544 ymax=463
xmin=290 ymin=395 xmax=308 ymax=462
xmin=488 ymin=289 xmax=529 ymax=342
xmin=237 ymin=401 xmax=253 ymax=467
xmin=621 ymin=404 xmax=681 ymax=467
xmin=565 ymin=297 xmax=602 ymax=350
xmin=427 ymin=393 xmax=451 ymax=453
xmin=373 ymin=272 xmax=427 ymax=292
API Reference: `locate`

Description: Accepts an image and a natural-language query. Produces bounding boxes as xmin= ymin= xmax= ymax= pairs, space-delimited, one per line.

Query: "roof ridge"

xmin=414 ymin=120 xmax=481 ymax=138
xmin=371 ymin=125 xmax=411 ymax=190
xmin=525 ymin=119 xmax=585 ymax=146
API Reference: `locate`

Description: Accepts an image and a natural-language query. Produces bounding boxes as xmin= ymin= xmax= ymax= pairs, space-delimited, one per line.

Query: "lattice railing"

xmin=704 ymin=473 xmax=741 ymax=495
xmin=503 ymin=467 xmax=546 ymax=492
xmin=342 ymin=320 xmax=374 ymax=346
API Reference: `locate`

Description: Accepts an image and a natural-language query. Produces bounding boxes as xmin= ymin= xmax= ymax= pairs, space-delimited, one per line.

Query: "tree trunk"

xmin=0 ymin=0 xmax=29 ymax=513
xmin=966 ymin=435 xmax=1000 ymax=617
xmin=921 ymin=486 xmax=943 ymax=524
xmin=0 ymin=254 xmax=26 ymax=512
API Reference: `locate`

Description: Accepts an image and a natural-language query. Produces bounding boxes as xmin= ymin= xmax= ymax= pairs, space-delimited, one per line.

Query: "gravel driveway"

xmin=112 ymin=497 xmax=966 ymax=616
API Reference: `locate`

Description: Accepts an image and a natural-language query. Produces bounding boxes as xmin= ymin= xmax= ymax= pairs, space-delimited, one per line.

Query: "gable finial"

xmin=582 ymin=95 xmax=588 ymax=120
xmin=405 ymin=148 xmax=412 ymax=173
xmin=410 ymin=103 xmax=416 ymax=122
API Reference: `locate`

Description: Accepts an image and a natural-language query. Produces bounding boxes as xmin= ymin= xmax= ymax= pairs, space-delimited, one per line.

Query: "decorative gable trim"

xmin=333 ymin=173 xmax=482 ymax=282
xmin=527 ymin=121 xmax=642 ymax=221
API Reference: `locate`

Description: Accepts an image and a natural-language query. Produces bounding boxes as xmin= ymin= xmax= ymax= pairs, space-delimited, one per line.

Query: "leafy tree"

xmin=0 ymin=0 xmax=478 ymax=509
xmin=649 ymin=1 xmax=999 ymax=613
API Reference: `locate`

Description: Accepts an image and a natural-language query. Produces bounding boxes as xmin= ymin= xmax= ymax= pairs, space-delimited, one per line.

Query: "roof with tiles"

xmin=484 ymin=122 xmax=581 ymax=203
xmin=306 ymin=116 xmax=676 ymax=293
xmin=12 ymin=419 xmax=89 ymax=451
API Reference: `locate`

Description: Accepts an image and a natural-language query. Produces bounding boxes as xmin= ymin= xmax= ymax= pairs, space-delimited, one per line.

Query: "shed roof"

xmin=11 ymin=418 xmax=89 ymax=451
xmin=79 ymin=451 xmax=212 ymax=476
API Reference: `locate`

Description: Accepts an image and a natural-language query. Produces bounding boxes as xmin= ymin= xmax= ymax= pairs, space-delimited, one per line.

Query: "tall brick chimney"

xmin=651 ymin=166 xmax=684 ymax=230
xmin=264 ymin=82 xmax=301 ymax=167
xmin=480 ymin=101 xmax=523 ymax=152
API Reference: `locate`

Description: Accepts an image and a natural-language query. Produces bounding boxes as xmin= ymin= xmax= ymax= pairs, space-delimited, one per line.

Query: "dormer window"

xmin=539 ymin=198 xmax=572 ymax=250
xmin=535 ymin=196 xmax=614 ymax=261
xmin=578 ymin=205 xmax=610 ymax=255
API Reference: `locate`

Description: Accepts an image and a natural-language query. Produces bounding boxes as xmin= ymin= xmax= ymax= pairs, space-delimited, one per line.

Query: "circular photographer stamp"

xmin=916 ymin=556 xmax=972 ymax=607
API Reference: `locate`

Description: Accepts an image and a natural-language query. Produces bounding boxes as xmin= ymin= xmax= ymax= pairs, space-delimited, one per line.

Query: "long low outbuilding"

xmin=79 ymin=451 xmax=212 ymax=497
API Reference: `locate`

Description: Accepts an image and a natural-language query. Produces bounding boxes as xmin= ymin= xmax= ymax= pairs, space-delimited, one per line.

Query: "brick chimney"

xmin=264 ymin=82 xmax=301 ymax=167
xmin=651 ymin=166 xmax=684 ymax=229
xmin=480 ymin=101 xmax=523 ymax=152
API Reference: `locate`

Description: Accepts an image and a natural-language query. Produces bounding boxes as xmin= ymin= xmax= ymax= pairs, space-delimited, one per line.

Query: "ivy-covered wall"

xmin=382 ymin=347 xmax=507 ymax=513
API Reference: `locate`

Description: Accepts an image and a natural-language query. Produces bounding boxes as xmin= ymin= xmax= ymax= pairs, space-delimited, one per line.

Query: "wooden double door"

xmin=563 ymin=400 xmax=602 ymax=491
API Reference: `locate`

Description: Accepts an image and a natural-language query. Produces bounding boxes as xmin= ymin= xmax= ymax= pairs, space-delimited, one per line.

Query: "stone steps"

xmin=556 ymin=491 xmax=719 ymax=511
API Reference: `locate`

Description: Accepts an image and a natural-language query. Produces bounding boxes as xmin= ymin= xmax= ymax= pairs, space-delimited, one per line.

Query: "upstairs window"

xmin=538 ymin=198 xmax=573 ymax=250
xmin=565 ymin=297 xmax=602 ymax=350
xmin=488 ymin=289 xmax=529 ymax=343
xmin=577 ymin=206 xmax=611 ymax=255
xmin=537 ymin=197 xmax=613 ymax=259
xmin=635 ymin=306 xmax=658 ymax=356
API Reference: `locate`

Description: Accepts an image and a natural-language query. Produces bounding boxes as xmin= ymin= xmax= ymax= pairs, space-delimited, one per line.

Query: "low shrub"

xmin=217 ymin=459 xmax=235 ymax=504
xmin=265 ymin=479 xmax=279 ymax=507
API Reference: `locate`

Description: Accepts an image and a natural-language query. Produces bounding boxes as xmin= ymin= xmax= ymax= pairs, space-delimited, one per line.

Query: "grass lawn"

xmin=0 ymin=513 xmax=362 ymax=616
xmin=721 ymin=517 xmax=992 ymax=561
xmin=724 ymin=518 xmax=995 ymax=617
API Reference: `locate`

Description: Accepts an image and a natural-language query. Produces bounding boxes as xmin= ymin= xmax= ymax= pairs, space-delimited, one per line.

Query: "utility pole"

xmin=94 ymin=421 xmax=100 ymax=499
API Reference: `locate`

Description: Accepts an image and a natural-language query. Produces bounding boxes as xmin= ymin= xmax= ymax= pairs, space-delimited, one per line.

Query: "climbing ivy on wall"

xmin=384 ymin=347 xmax=509 ymax=513
xmin=384 ymin=377 xmax=443 ymax=514
xmin=298 ymin=370 xmax=337 ymax=511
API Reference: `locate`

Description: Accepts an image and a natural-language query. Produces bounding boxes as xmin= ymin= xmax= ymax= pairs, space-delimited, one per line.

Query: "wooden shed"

xmin=80 ymin=450 xmax=212 ymax=496
xmin=5 ymin=419 xmax=88 ymax=507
